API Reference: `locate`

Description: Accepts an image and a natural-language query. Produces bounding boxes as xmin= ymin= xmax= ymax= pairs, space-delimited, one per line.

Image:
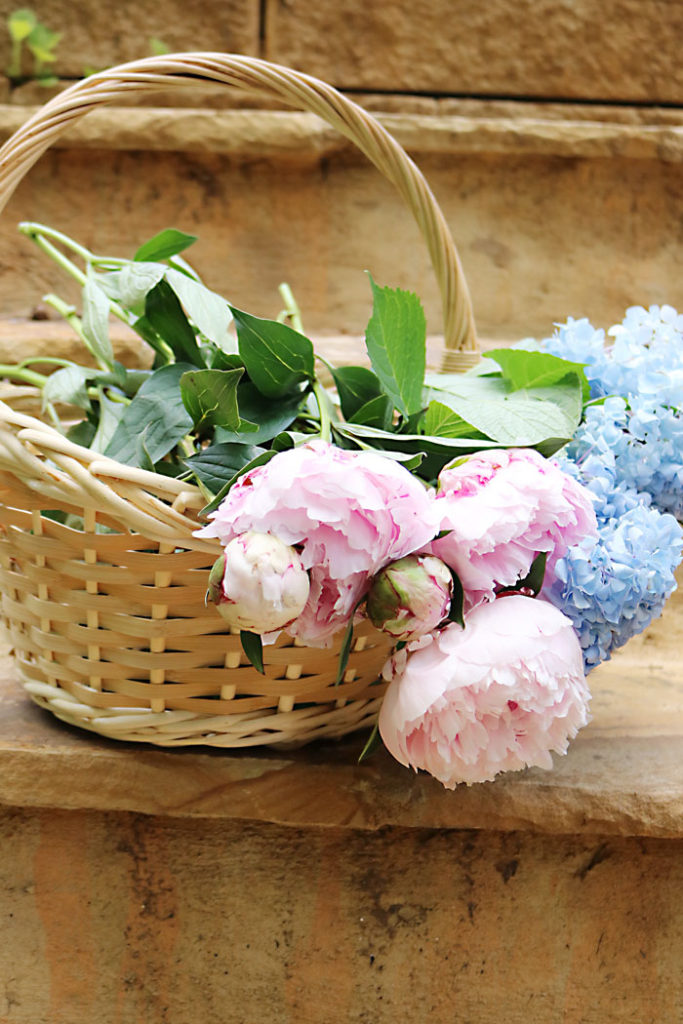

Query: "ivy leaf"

xmin=82 ymin=274 xmax=114 ymax=370
xmin=364 ymin=275 xmax=426 ymax=416
xmin=104 ymin=363 xmax=194 ymax=466
xmin=231 ymin=306 xmax=315 ymax=398
xmin=486 ymin=348 xmax=592 ymax=404
xmin=179 ymin=369 xmax=246 ymax=434
xmin=134 ymin=228 xmax=198 ymax=263
xmin=184 ymin=443 xmax=267 ymax=495
xmin=144 ymin=279 xmax=205 ymax=367
xmin=166 ymin=268 xmax=234 ymax=352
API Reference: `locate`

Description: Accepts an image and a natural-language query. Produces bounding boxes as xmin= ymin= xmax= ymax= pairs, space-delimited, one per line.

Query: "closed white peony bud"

xmin=207 ymin=531 xmax=310 ymax=634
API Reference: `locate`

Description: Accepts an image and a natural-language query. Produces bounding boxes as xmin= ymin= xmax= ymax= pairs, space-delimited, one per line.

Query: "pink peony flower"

xmin=206 ymin=531 xmax=310 ymax=634
xmin=378 ymin=595 xmax=590 ymax=787
xmin=428 ymin=448 xmax=597 ymax=610
xmin=367 ymin=554 xmax=453 ymax=642
xmin=197 ymin=441 xmax=439 ymax=645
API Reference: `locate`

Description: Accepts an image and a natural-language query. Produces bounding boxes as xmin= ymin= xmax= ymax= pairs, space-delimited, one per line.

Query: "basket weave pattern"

xmin=0 ymin=54 xmax=479 ymax=746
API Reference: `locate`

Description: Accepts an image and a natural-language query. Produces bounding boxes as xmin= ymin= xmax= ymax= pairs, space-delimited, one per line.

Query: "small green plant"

xmin=6 ymin=8 xmax=60 ymax=86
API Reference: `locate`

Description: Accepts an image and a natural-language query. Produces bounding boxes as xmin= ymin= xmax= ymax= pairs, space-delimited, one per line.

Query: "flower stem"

xmin=0 ymin=363 xmax=48 ymax=388
xmin=278 ymin=282 xmax=304 ymax=334
xmin=313 ymin=379 xmax=333 ymax=442
xmin=20 ymin=223 xmax=132 ymax=328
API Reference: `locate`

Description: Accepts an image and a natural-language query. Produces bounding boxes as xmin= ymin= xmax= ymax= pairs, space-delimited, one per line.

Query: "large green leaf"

xmin=486 ymin=348 xmax=592 ymax=403
xmin=349 ymin=394 xmax=393 ymax=429
xmin=231 ymin=306 xmax=315 ymax=398
xmin=179 ymin=368 xmax=247 ymax=433
xmin=134 ymin=228 xmax=198 ymax=263
xmin=427 ymin=373 xmax=582 ymax=446
xmin=145 ymin=279 xmax=205 ymax=367
xmin=104 ymin=363 xmax=194 ymax=466
xmin=166 ymin=268 xmax=234 ymax=353
xmin=364 ymin=276 xmax=426 ymax=416
xmin=422 ymin=399 xmax=484 ymax=439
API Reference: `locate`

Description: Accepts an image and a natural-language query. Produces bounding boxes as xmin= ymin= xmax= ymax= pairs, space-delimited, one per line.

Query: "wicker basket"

xmin=0 ymin=54 xmax=479 ymax=747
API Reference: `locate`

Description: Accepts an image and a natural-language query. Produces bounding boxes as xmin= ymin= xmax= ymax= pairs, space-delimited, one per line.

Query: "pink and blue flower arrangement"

xmin=5 ymin=222 xmax=681 ymax=785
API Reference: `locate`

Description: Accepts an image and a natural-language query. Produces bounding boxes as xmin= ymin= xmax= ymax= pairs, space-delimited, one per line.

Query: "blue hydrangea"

xmin=545 ymin=490 xmax=682 ymax=671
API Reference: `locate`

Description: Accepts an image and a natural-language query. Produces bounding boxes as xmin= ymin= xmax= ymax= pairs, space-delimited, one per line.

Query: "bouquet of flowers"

xmin=3 ymin=221 xmax=681 ymax=786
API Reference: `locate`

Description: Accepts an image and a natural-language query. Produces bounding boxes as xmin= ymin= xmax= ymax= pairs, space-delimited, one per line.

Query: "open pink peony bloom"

xmin=378 ymin=595 xmax=590 ymax=787
xmin=428 ymin=448 xmax=597 ymax=610
xmin=197 ymin=441 xmax=439 ymax=645
xmin=207 ymin=531 xmax=310 ymax=635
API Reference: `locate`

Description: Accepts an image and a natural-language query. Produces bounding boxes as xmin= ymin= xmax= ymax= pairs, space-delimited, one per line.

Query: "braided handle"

xmin=0 ymin=53 xmax=478 ymax=359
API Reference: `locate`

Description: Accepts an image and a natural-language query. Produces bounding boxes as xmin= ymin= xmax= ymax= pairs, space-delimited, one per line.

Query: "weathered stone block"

xmin=0 ymin=0 xmax=259 ymax=81
xmin=265 ymin=0 xmax=683 ymax=104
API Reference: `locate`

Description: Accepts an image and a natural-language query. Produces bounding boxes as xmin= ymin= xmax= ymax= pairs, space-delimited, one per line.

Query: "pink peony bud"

xmin=378 ymin=595 xmax=590 ymax=788
xmin=207 ymin=531 xmax=310 ymax=634
xmin=367 ymin=554 xmax=453 ymax=642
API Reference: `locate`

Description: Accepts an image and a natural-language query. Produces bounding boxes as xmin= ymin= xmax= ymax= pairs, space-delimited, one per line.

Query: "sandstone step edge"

xmin=0 ymin=105 xmax=682 ymax=162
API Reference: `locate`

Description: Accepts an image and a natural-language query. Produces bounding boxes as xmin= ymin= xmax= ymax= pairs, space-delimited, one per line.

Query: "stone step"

xmin=0 ymin=97 xmax=681 ymax=342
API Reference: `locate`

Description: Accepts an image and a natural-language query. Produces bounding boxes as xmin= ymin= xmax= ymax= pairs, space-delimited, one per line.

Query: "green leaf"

xmin=8 ymin=9 xmax=37 ymax=43
xmin=104 ymin=363 xmax=194 ymax=466
xmin=364 ymin=276 xmax=426 ymax=416
xmin=358 ymin=722 xmax=382 ymax=763
xmin=331 ymin=365 xmax=385 ymax=421
xmin=336 ymin=617 xmax=355 ymax=685
xmin=199 ymin=449 xmax=278 ymax=516
xmin=42 ymin=365 xmax=92 ymax=410
xmin=486 ymin=348 xmax=592 ymax=404
xmin=81 ymin=274 xmax=114 ymax=370
xmin=135 ymin=426 xmax=157 ymax=473
xmin=446 ymin=570 xmax=465 ymax=627
xmin=180 ymin=368 xmax=246 ymax=433
xmin=166 ymin=268 xmax=234 ymax=353
xmin=90 ymin=387 xmax=125 ymax=454
xmin=145 ymin=279 xmax=205 ymax=367
xmin=134 ymin=228 xmax=197 ymax=263
xmin=240 ymin=631 xmax=265 ymax=674
xmin=118 ymin=262 xmax=166 ymax=313
xmin=427 ymin=374 xmax=582 ymax=446
xmin=231 ymin=306 xmax=315 ymax=398
xmin=349 ymin=394 xmax=393 ymax=429
xmin=66 ymin=419 xmax=96 ymax=448
xmin=27 ymin=24 xmax=60 ymax=61
xmin=516 ymin=551 xmax=548 ymax=596
xmin=213 ymin=383 xmax=303 ymax=445
xmin=422 ymin=400 xmax=481 ymax=439
xmin=184 ymin=442 xmax=266 ymax=495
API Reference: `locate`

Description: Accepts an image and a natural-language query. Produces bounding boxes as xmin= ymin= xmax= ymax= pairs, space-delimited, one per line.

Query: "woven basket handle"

xmin=0 ymin=53 xmax=478 ymax=364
